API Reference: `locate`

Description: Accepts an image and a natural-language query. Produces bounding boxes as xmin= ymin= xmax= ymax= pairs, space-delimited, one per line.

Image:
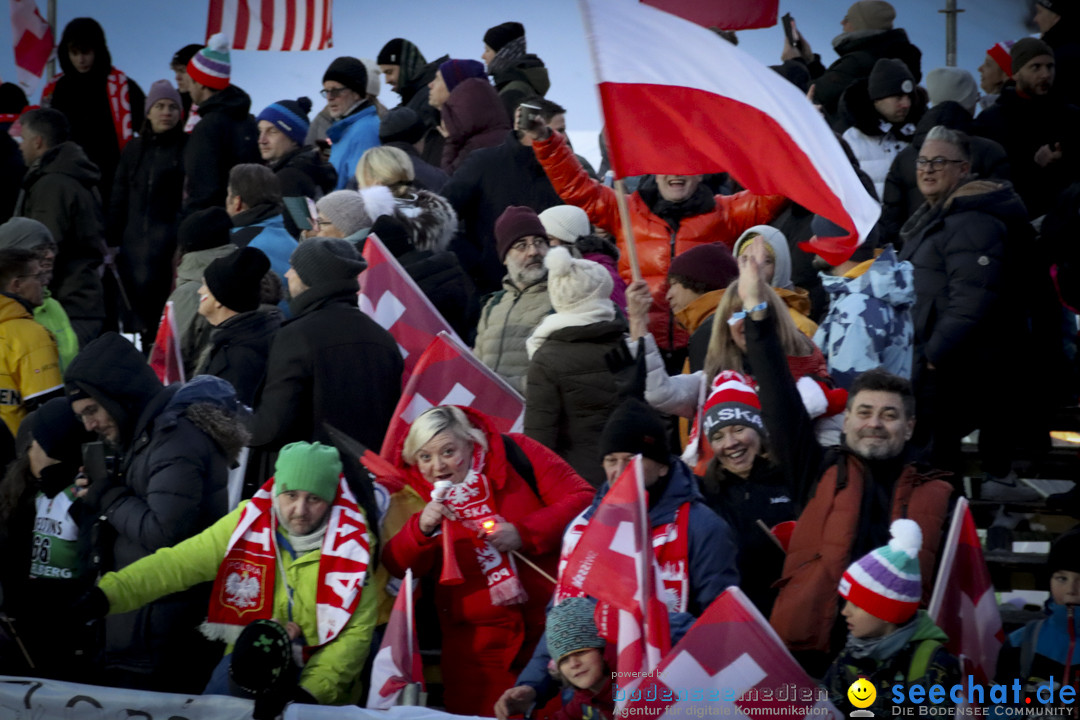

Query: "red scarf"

xmin=42 ymin=67 xmax=134 ymax=151
xmin=202 ymin=476 xmax=371 ymax=651
xmin=441 ymin=444 xmax=528 ymax=606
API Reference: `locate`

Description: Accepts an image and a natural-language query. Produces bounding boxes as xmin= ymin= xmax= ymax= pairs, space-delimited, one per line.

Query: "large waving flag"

xmin=927 ymin=497 xmax=1004 ymax=685
xmin=582 ymin=0 xmax=879 ymax=264
xmin=641 ymin=0 xmax=778 ymax=31
xmin=359 ymin=235 xmax=462 ymax=382
xmin=148 ymin=301 xmax=185 ymax=386
xmin=621 ymin=587 xmax=841 ymax=719
xmin=206 ymin=0 xmax=332 ymax=51
xmin=10 ymin=0 xmax=54 ymax=93
xmin=367 ymin=568 xmax=424 ymax=709
xmin=379 ymin=332 xmax=524 ymax=458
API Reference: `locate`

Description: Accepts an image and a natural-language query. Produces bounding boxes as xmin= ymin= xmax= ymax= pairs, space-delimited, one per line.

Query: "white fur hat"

xmin=539 ymin=205 xmax=591 ymax=245
xmin=544 ymin=246 xmax=613 ymax=313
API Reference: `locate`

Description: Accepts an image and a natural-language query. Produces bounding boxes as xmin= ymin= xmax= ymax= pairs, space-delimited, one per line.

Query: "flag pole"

xmin=401 ymin=568 xmax=420 ymax=706
xmin=634 ymin=455 xmax=655 ymax=672
xmin=512 ymin=550 xmax=557 ymax=585
xmin=614 ymin=180 xmax=642 ymax=282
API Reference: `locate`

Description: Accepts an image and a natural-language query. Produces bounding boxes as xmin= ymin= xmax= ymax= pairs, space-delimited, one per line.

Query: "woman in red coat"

xmin=382 ymin=405 xmax=594 ymax=716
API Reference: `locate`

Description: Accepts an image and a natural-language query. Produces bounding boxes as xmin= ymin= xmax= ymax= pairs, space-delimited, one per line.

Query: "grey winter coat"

xmin=474 ymin=278 xmax=551 ymax=395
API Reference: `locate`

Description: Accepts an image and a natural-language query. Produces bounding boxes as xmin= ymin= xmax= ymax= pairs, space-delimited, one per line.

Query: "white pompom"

xmin=359 ymin=185 xmax=396 ymax=222
xmin=888 ymin=519 xmax=923 ymax=558
xmin=207 ymin=32 xmax=230 ymax=52
xmin=544 ymin=245 xmax=573 ymax=276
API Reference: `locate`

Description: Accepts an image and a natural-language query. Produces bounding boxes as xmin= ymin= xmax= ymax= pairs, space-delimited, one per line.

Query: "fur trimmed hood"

xmin=394 ymin=189 xmax=458 ymax=252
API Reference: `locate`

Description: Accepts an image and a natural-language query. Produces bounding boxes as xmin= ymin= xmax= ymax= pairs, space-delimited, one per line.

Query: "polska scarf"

xmin=442 ymin=444 xmax=528 ymax=606
xmin=202 ymin=476 xmax=371 ymax=650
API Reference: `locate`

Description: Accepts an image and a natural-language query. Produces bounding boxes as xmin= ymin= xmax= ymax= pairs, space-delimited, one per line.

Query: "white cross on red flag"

xmin=359 ymin=234 xmax=462 ymax=383
xmin=9 ymin=0 xmax=54 ymax=93
xmin=620 ymin=587 xmax=841 ymax=719
xmin=927 ymin=497 xmax=1004 ymax=684
xmin=378 ymin=332 xmax=524 ymax=458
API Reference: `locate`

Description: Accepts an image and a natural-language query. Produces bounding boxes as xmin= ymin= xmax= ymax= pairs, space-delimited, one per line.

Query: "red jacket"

xmin=382 ymin=407 xmax=594 ymax=716
xmin=533 ymin=132 xmax=787 ymax=351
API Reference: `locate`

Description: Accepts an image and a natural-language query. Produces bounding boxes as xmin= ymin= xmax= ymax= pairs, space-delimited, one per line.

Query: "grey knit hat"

xmin=290 ymin=237 xmax=367 ymax=287
xmin=547 ymin=598 xmax=604 ymax=663
xmin=315 ymin=187 xmax=396 ymax=238
xmin=926 ymin=67 xmax=979 ymax=115
xmin=0 ymin=217 xmax=54 ymax=251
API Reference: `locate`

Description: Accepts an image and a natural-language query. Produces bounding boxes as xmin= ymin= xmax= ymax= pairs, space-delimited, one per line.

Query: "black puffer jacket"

xmin=194 ymin=309 xmax=283 ymax=407
xmin=252 ymin=279 xmax=403 ymax=453
xmin=270 ymin=145 xmax=337 ymax=199
xmin=108 ymin=124 xmax=187 ymax=334
xmin=880 ymin=102 xmax=1010 ymax=249
xmin=524 ymin=318 xmax=627 ymax=487
xmin=16 ymin=141 xmax=106 ymax=327
xmin=1044 ymin=16 xmax=1080 ymax=107
xmin=183 ymin=84 xmax=260 ymax=212
xmin=811 ymin=27 xmax=923 ymax=121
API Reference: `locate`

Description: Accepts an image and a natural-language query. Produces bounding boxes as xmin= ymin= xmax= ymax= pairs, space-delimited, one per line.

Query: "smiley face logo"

xmin=847 ymin=677 xmax=876 ymax=709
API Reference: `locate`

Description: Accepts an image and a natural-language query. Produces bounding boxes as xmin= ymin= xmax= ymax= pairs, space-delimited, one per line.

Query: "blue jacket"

xmin=813 ymin=245 xmax=915 ymax=390
xmin=230 ymin=205 xmax=297 ymax=316
xmin=326 ymin=105 xmax=380 ymax=190
xmin=1007 ymin=601 xmax=1080 ymax=683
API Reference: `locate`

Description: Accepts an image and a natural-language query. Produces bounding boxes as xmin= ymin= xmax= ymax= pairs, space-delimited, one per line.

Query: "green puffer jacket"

xmin=473 ymin=277 xmax=551 ymax=395
xmin=98 ymin=502 xmax=380 ymax=705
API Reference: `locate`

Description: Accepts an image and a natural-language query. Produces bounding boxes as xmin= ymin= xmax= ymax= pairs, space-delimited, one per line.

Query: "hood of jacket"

xmin=675 ymin=288 xmax=724 ymax=334
xmin=231 ymin=202 xmax=282 ymax=229
xmin=29 ymin=141 xmax=102 ymax=187
xmin=395 ymin=189 xmax=458 ymax=252
xmin=910 ymin=609 xmax=950 ymax=643
xmin=911 ymin=101 xmax=973 ymax=147
xmin=839 ymin=78 xmax=926 ymax=139
xmin=399 ymin=52 xmax=447 ymax=106
xmin=585 ymin=456 xmax=703 ymax=528
xmin=820 ymin=245 xmax=915 ymax=309
xmin=177 ymin=244 xmax=238 ymax=285
xmin=287 ymin=277 xmax=360 ymax=319
xmin=441 ymin=78 xmax=511 ymax=144
xmin=734 ymin=225 xmax=793 ymax=289
xmin=57 ymin=18 xmax=112 ymax=78
xmin=156 ymin=375 xmax=251 ymax=461
xmin=833 ymin=27 xmax=916 ymax=60
xmin=0 ymin=292 xmax=33 ymax=324
xmin=197 ymin=84 xmax=253 ymax=120
xmin=492 ymin=55 xmax=551 ymax=96
xmin=941 ymin=179 xmax=1028 ymax=225
xmin=273 ymin=145 xmax=337 ymax=186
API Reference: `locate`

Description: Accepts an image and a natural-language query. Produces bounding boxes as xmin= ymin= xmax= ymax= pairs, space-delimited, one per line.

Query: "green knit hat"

xmin=273 ymin=442 xmax=342 ymax=502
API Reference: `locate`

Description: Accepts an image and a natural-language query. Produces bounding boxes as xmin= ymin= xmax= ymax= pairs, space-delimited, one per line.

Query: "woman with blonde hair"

xmin=382 ymin=405 xmax=593 ymax=717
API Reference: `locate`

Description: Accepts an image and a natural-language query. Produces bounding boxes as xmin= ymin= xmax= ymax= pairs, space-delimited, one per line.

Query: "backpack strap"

xmin=501 ymin=434 xmax=539 ymax=500
xmin=907 ymin=639 xmax=943 ymax=683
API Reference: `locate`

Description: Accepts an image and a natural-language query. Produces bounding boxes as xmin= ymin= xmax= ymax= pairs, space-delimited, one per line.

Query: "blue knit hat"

xmin=438 ymin=59 xmax=487 ymax=93
xmin=257 ymin=97 xmax=313 ymax=147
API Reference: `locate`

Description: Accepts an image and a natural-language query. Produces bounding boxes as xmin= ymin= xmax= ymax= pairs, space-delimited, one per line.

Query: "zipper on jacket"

xmin=493 ymin=288 xmax=524 ymax=375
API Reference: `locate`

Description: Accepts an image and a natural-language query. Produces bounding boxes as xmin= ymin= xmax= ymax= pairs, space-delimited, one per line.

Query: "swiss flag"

xmin=621 ymin=588 xmax=841 ymax=719
xmin=582 ymin=0 xmax=879 ymax=264
xmin=559 ymin=456 xmax=670 ymax=687
xmin=148 ymin=300 xmax=185 ymax=386
xmin=359 ymin=234 xmax=462 ymax=382
xmin=378 ymin=332 xmax=524 ymax=458
xmin=927 ymin=497 xmax=1004 ymax=684
xmin=366 ymin=568 xmax=424 ymax=709
xmin=10 ymin=0 xmax=54 ymax=93
xmin=641 ymin=0 xmax=778 ymax=31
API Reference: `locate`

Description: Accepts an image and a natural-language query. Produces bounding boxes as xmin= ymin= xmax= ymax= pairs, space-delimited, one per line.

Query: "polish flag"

xmin=927 ymin=497 xmax=1004 ymax=685
xmin=366 ymin=568 xmax=424 ymax=709
xmin=148 ymin=301 xmax=185 ymax=386
xmin=641 ymin=0 xmax=778 ymax=31
xmin=582 ymin=0 xmax=879 ymax=264
xmin=10 ymin=0 xmax=54 ymax=93
xmin=206 ymin=0 xmax=332 ymax=51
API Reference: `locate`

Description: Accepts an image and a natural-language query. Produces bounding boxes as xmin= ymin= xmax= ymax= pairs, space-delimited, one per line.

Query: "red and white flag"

xmin=641 ymin=0 xmax=778 ymax=30
xmin=559 ymin=456 xmax=670 ymax=693
xmin=148 ymin=300 xmax=185 ymax=386
xmin=206 ymin=0 xmax=332 ymax=51
xmin=621 ymin=587 xmax=841 ymax=719
xmin=366 ymin=568 xmax=424 ymax=709
xmin=10 ymin=0 xmax=54 ymax=93
xmin=379 ymin=332 xmax=523 ymax=458
xmin=359 ymin=235 xmax=462 ymax=383
xmin=581 ymin=0 xmax=879 ymax=264
xmin=927 ymin=497 xmax=1004 ymax=685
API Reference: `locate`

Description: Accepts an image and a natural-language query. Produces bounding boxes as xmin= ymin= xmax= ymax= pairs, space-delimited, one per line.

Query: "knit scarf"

xmin=843 ymin=615 xmax=919 ymax=661
xmin=525 ymin=303 xmax=615 ymax=358
xmin=443 ymin=444 xmax=528 ymax=606
xmin=488 ymin=36 xmax=527 ymax=77
xmin=202 ymin=476 xmax=371 ymax=648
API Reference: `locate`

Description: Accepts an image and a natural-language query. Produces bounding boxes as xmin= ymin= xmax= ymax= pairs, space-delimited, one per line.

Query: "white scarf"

xmin=526 ymin=303 xmax=616 ymax=359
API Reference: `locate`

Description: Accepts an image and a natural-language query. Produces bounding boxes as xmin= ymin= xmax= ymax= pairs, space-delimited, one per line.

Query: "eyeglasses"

xmin=320 ymin=86 xmax=350 ymax=99
xmin=916 ymin=156 xmax=965 ymax=173
xmin=509 ymin=237 xmax=550 ymax=253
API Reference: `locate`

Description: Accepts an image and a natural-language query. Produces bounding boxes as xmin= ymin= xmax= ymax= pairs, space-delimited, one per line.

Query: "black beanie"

xmin=228 ymin=619 xmax=293 ymax=695
xmin=1011 ymin=37 xmax=1055 ymax=75
xmin=379 ymin=106 xmax=425 ymax=144
xmin=178 ymin=207 xmax=234 ymax=254
xmin=28 ymin=397 xmax=90 ymax=467
xmin=323 ymin=56 xmax=368 ymax=95
xmin=484 ymin=22 xmax=525 ymax=53
xmin=598 ymin=398 xmax=670 ymax=466
xmin=172 ymin=43 xmax=204 ymax=69
xmin=205 ymin=246 xmax=270 ymax=313
xmin=377 ymin=38 xmax=406 ymax=65
xmin=0 ymin=83 xmax=29 ymax=115
xmin=371 ymin=215 xmax=413 ymax=258
xmin=1048 ymin=528 xmax=1080 ymax=575
xmin=290 ymin=237 xmax=367 ymax=288
xmin=868 ymin=58 xmax=915 ymax=100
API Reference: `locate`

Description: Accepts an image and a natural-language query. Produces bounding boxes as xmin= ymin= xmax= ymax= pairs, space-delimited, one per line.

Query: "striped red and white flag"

xmin=9 ymin=0 xmax=54 ymax=93
xmin=206 ymin=0 xmax=332 ymax=51
xmin=582 ymin=0 xmax=880 ymax=264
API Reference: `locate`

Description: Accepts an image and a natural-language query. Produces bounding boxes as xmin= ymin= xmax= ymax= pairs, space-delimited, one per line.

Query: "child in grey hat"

xmin=546 ymin=597 xmax=615 ymax=720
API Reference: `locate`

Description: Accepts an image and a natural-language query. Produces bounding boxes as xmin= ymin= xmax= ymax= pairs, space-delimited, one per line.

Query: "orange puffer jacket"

xmin=533 ymin=131 xmax=787 ymax=351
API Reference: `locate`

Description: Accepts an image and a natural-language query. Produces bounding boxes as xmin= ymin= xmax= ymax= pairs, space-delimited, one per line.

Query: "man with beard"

xmin=474 ymin=206 xmax=553 ymax=394
xmin=732 ymin=243 xmax=953 ymax=677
